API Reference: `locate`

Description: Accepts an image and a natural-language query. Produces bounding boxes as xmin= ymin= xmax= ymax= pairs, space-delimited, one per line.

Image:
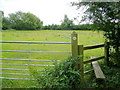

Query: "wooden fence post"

xmin=71 ymin=31 xmax=84 ymax=82
xmin=71 ymin=31 xmax=78 ymax=69
xmin=78 ymin=45 xmax=84 ymax=79
xmin=104 ymin=41 xmax=109 ymax=65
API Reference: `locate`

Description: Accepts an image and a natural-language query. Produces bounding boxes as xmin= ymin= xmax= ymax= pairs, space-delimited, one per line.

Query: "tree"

xmin=72 ymin=1 xmax=120 ymax=66
xmin=0 ymin=11 xmax=4 ymax=30
xmin=2 ymin=17 xmax=11 ymax=30
xmin=4 ymin=11 xmax=43 ymax=30
xmin=61 ymin=15 xmax=74 ymax=30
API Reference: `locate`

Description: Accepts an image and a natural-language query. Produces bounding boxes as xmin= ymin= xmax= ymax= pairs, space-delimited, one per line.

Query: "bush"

xmin=90 ymin=62 xmax=120 ymax=88
xmin=110 ymin=52 xmax=120 ymax=67
xmin=30 ymin=57 xmax=83 ymax=88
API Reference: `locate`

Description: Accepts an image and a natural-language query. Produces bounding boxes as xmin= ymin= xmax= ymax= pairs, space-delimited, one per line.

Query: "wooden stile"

xmin=92 ymin=61 xmax=105 ymax=80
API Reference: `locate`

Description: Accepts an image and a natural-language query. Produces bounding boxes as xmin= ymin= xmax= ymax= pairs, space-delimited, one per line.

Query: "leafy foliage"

xmin=0 ymin=11 xmax=3 ymax=30
xmin=110 ymin=52 xmax=120 ymax=67
xmin=61 ymin=15 xmax=74 ymax=30
xmin=2 ymin=11 xmax=43 ymax=30
xmin=72 ymin=2 xmax=120 ymax=66
xmin=90 ymin=63 xmax=120 ymax=88
xmin=30 ymin=57 xmax=82 ymax=88
xmin=2 ymin=17 xmax=11 ymax=30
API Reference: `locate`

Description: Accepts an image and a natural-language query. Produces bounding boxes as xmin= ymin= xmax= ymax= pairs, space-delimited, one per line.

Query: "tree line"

xmin=42 ymin=24 xmax=93 ymax=30
xmin=2 ymin=11 xmax=43 ymax=30
xmin=2 ymin=11 xmax=93 ymax=30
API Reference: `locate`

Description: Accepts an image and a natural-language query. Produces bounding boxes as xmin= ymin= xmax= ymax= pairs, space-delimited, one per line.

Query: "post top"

xmin=72 ymin=31 xmax=77 ymax=34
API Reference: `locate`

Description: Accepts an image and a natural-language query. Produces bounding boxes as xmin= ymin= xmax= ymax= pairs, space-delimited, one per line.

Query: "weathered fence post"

xmin=71 ymin=31 xmax=79 ymax=69
xmin=104 ymin=41 xmax=109 ymax=65
xmin=71 ymin=31 xmax=84 ymax=83
xmin=78 ymin=45 xmax=84 ymax=79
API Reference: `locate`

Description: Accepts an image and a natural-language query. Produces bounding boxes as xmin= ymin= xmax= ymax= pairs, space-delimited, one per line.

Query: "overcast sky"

xmin=0 ymin=0 xmax=85 ymax=25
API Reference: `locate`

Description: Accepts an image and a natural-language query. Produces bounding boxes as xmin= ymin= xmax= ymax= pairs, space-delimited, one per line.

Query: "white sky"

xmin=0 ymin=0 xmax=84 ymax=25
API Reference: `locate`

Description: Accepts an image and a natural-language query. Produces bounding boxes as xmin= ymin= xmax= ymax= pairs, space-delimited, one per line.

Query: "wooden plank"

xmin=84 ymin=56 xmax=104 ymax=64
xmin=92 ymin=61 xmax=105 ymax=80
xmin=83 ymin=44 xmax=104 ymax=50
xmin=84 ymin=69 xmax=94 ymax=74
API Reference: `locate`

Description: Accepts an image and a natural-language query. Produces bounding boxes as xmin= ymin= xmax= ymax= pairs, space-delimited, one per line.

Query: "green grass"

xmin=1 ymin=30 xmax=105 ymax=88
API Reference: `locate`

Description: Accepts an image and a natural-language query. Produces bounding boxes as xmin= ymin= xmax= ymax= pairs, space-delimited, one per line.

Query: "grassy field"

xmin=1 ymin=30 xmax=105 ymax=88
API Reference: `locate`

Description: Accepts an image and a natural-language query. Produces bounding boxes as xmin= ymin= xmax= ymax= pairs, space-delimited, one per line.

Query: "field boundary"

xmin=71 ymin=31 xmax=110 ymax=81
xmin=1 ymin=31 xmax=109 ymax=80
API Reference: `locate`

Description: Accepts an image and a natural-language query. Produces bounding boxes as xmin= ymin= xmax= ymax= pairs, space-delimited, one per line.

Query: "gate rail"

xmin=0 ymin=41 xmax=71 ymax=80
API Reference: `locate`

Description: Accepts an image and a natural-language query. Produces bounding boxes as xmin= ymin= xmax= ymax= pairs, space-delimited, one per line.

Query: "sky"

xmin=0 ymin=0 xmax=85 ymax=25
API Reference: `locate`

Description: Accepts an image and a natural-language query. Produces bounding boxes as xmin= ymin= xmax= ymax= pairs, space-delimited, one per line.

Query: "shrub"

xmin=30 ymin=57 xmax=83 ymax=88
xmin=90 ymin=62 xmax=120 ymax=88
xmin=110 ymin=52 xmax=120 ymax=67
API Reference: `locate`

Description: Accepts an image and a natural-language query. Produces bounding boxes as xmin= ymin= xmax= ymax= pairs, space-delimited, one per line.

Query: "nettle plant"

xmin=30 ymin=56 xmax=83 ymax=88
